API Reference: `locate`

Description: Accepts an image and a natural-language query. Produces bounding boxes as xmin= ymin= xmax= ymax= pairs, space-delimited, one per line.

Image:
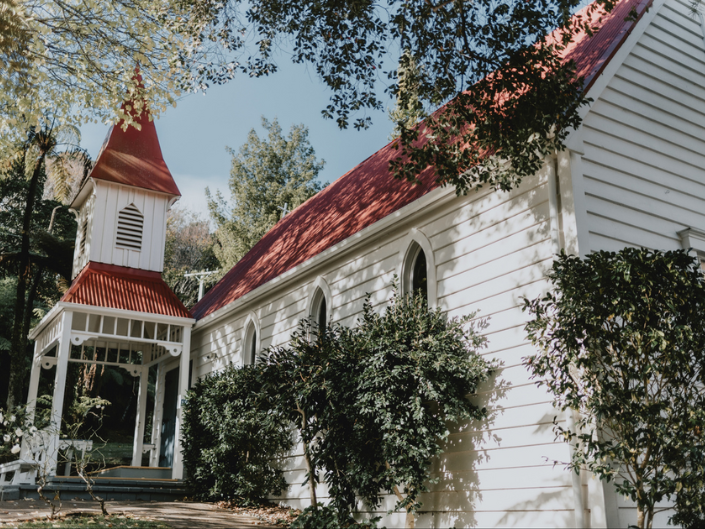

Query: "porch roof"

xmin=62 ymin=262 xmax=190 ymax=318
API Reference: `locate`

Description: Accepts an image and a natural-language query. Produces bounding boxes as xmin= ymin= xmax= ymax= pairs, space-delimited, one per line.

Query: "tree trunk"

xmin=296 ymin=401 xmax=318 ymax=510
xmin=302 ymin=439 xmax=318 ymax=510
xmin=7 ymin=146 xmax=48 ymax=407
xmin=636 ymin=504 xmax=654 ymax=529
xmin=21 ymin=270 xmax=41 ymax=350
xmin=386 ymin=461 xmax=415 ymax=529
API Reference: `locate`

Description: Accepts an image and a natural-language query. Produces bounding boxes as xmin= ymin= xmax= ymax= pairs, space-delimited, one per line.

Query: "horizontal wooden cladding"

xmin=582 ymin=152 xmax=705 ymax=215
xmin=89 ymin=183 xmax=169 ymax=272
xmin=422 ymin=172 xmax=544 ymax=245
xmin=582 ymin=0 xmax=705 ymax=255
xmin=270 ymin=485 xmax=573 ymax=527
xmin=191 ymin=108 xmax=565 ymax=524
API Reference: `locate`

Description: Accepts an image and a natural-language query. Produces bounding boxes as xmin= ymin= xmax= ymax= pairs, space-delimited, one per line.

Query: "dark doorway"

xmin=159 ymin=367 xmax=178 ymax=468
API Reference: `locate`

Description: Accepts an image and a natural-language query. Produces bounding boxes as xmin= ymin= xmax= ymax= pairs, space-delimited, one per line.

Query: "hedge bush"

xmin=182 ymin=364 xmax=292 ymax=504
xmin=183 ymin=286 xmax=494 ymax=521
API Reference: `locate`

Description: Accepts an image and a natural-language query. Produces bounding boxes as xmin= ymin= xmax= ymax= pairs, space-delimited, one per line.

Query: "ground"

xmin=0 ymin=500 xmax=279 ymax=528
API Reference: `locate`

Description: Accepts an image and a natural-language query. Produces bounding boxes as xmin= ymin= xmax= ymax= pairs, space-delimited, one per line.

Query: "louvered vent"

xmin=116 ymin=204 xmax=144 ymax=251
xmin=79 ymin=220 xmax=88 ymax=256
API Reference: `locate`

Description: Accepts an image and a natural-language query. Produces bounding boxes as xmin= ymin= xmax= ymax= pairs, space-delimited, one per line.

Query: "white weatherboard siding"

xmin=71 ymin=180 xmax=172 ymax=278
xmin=187 ymin=2 xmax=705 ymax=524
xmin=191 ymin=166 xmax=584 ymax=528
xmin=576 ymin=0 xmax=705 ymax=525
xmin=581 ymin=0 xmax=705 ymax=254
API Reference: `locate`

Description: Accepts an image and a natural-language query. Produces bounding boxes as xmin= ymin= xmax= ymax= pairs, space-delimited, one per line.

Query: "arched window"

xmin=404 ymin=242 xmax=428 ymax=301
xmin=310 ymin=288 xmax=328 ymax=332
xmin=116 ymin=203 xmax=144 ymax=251
xmin=243 ymin=321 xmax=258 ymax=366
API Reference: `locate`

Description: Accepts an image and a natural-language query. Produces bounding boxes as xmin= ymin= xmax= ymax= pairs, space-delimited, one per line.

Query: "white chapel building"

xmin=25 ymin=0 xmax=705 ymax=525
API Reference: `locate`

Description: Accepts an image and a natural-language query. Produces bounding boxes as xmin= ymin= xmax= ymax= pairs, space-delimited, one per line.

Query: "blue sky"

xmin=80 ymin=59 xmax=395 ymax=217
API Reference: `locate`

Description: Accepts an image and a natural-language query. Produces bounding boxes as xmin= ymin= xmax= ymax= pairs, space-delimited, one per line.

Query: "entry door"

xmin=159 ymin=367 xmax=179 ymax=468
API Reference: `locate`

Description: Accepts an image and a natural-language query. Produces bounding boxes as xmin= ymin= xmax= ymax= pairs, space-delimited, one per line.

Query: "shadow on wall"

xmin=493 ymin=410 xmax=574 ymax=527
xmin=428 ymin=366 xmax=510 ymax=528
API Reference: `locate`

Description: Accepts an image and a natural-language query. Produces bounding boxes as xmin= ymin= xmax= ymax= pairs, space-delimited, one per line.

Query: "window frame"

xmin=307 ymin=277 xmax=332 ymax=335
xmin=241 ymin=312 xmax=261 ymax=366
xmin=399 ymin=229 xmax=437 ymax=308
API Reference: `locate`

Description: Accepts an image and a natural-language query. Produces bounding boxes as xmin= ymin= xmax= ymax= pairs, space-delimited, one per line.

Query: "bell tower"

xmin=70 ymin=111 xmax=181 ymax=278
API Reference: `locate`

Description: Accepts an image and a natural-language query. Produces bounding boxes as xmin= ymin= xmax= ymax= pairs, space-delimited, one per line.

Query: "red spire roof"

xmin=90 ymin=110 xmax=181 ymax=196
xmin=63 ymin=262 xmax=190 ymax=318
xmin=191 ymin=0 xmax=652 ymax=321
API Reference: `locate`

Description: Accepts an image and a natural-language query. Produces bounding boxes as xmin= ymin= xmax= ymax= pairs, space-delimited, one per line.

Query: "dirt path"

xmin=0 ymin=499 xmax=279 ymax=528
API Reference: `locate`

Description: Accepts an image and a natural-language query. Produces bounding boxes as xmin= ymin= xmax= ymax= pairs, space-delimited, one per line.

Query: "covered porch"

xmin=23 ymin=300 xmax=195 ymax=482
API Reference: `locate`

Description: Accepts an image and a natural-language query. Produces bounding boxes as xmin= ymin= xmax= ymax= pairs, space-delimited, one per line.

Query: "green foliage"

xmin=3 ymin=0 xmax=624 ymax=196
xmin=524 ymin=249 xmax=705 ymax=529
xmin=207 ymin=117 xmax=325 ymax=272
xmin=290 ymin=504 xmax=383 ymax=529
xmin=0 ymin=0 xmax=242 ymax=157
xmin=388 ymin=50 xmax=426 ymax=141
xmin=0 ymin=126 xmax=83 ymax=406
xmin=182 ymin=364 xmax=293 ymax=504
xmin=183 ymin=286 xmax=493 ymax=522
xmin=63 ymin=396 xmax=111 ymax=440
xmin=263 ymin=286 xmax=493 ymax=520
xmin=0 ymin=404 xmax=32 ymax=463
xmin=346 ymin=291 xmax=491 ymax=514
xmin=196 ymin=0 xmax=620 ymax=193
xmin=671 ymin=456 xmax=705 ymax=529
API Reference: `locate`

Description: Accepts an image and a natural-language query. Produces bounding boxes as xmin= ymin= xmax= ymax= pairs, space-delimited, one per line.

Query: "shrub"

xmin=333 ymin=290 xmax=493 ymax=523
xmin=182 ymin=365 xmax=292 ymax=504
xmin=0 ymin=405 xmax=32 ymax=464
xmin=183 ymin=285 xmax=494 ymax=526
xmin=524 ymin=249 xmax=705 ymax=529
xmin=290 ymin=504 xmax=383 ymax=529
xmin=263 ymin=287 xmax=494 ymax=526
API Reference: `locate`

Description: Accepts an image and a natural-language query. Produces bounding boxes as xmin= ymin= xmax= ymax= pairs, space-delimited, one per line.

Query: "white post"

xmin=21 ymin=342 xmax=42 ymax=459
xmin=149 ymin=362 xmax=163 ymax=467
xmin=131 ymin=366 xmax=149 ymax=466
xmin=171 ymin=326 xmax=192 ymax=480
xmin=25 ymin=341 xmax=41 ymax=422
xmin=48 ymin=310 xmax=73 ymax=476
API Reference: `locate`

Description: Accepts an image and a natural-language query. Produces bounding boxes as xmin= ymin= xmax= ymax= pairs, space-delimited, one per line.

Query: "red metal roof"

xmin=561 ymin=0 xmax=653 ymax=92
xmin=89 ymin=111 xmax=181 ymax=196
xmin=191 ymin=0 xmax=650 ymax=321
xmin=63 ymin=262 xmax=190 ymax=318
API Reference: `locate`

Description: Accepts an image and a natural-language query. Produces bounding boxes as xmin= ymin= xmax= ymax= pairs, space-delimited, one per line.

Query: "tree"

xmin=3 ymin=0 xmax=629 ymax=197
xmin=207 ymin=117 xmax=325 ymax=272
xmin=0 ymin=125 xmax=88 ymax=407
xmin=524 ymin=249 xmax=705 ymax=529
xmin=177 ymin=0 xmax=626 ymax=194
xmin=0 ymin=0 xmax=243 ymax=158
xmin=3 ymin=0 xmax=636 ymax=196
xmin=182 ymin=286 xmax=493 ymax=526
xmin=162 ymin=206 xmax=219 ymax=307
xmin=388 ymin=50 xmax=426 ymax=141
xmin=263 ymin=288 xmax=493 ymax=528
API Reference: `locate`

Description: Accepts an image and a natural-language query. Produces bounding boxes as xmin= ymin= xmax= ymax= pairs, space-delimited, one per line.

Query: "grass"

xmin=14 ymin=514 xmax=171 ymax=528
